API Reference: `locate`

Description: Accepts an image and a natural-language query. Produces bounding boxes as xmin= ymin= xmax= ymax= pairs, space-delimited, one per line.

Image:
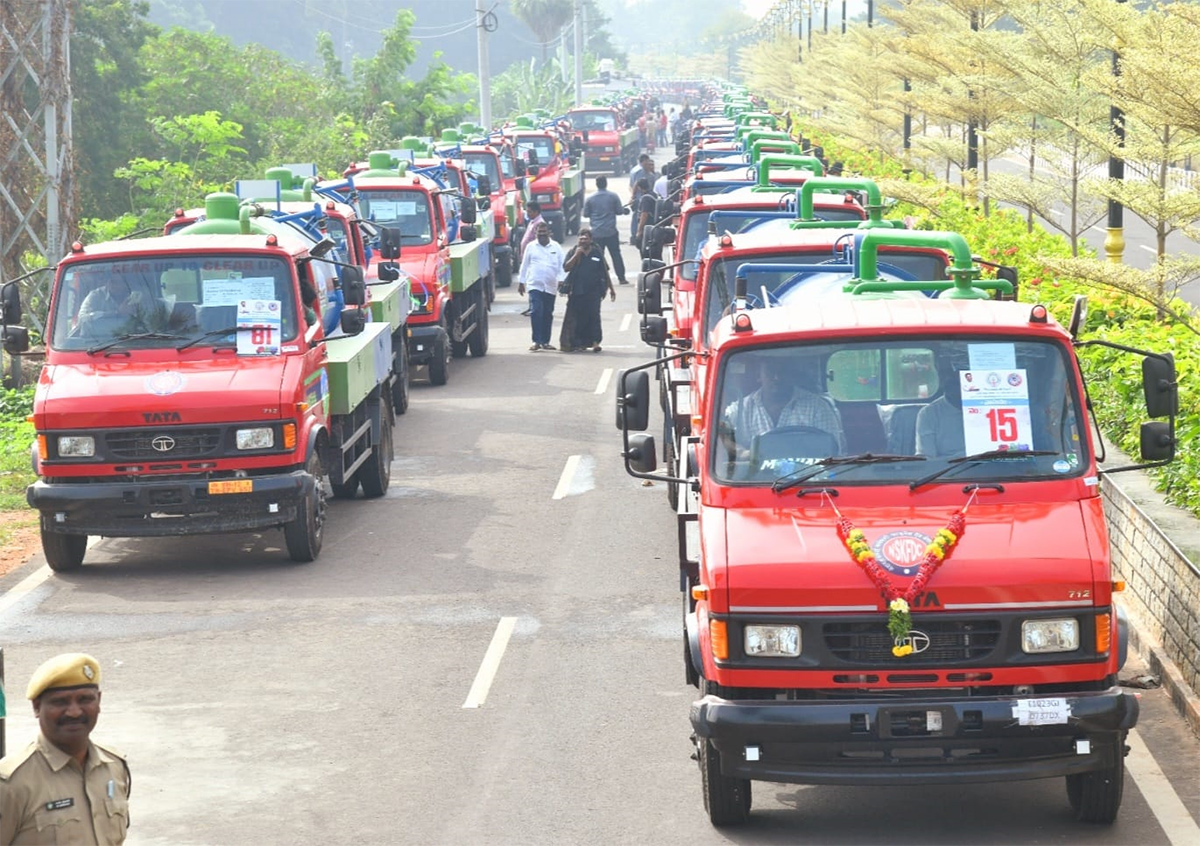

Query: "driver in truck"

xmin=77 ymin=273 xmax=166 ymax=335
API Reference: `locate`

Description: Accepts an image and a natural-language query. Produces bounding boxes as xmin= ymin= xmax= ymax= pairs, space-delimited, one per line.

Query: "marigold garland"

xmin=834 ymin=509 xmax=967 ymax=657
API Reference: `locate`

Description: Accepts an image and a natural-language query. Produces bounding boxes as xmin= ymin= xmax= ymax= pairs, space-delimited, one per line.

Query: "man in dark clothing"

xmin=583 ymin=175 xmax=629 ymax=284
xmin=559 ymin=227 xmax=615 ymax=352
xmin=627 ymin=154 xmax=655 ymax=242
xmin=633 ymin=178 xmax=659 ymax=258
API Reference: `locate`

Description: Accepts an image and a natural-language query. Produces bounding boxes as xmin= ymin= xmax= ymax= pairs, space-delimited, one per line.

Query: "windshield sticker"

xmin=967 ymin=343 xmax=1016 ymax=370
xmin=873 ymin=531 xmax=933 ymax=576
xmin=145 ymin=370 xmax=186 ymax=396
xmin=236 ymin=299 xmax=282 ymax=356
xmin=203 ymin=277 xmax=275 ymax=306
xmin=960 ymin=369 xmax=1034 ymax=454
xmin=1053 ymin=459 xmax=1072 ymax=474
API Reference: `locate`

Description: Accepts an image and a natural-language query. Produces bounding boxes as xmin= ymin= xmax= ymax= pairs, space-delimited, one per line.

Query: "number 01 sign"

xmin=959 ymin=369 xmax=1033 ymax=453
xmin=236 ymin=299 xmax=282 ymax=356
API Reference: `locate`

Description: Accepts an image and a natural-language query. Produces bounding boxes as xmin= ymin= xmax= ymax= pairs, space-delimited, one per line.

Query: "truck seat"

xmin=836 ymin=401 xmax=887 ymax=454
xmin=879 ymin=403 xmax=924 ymax=455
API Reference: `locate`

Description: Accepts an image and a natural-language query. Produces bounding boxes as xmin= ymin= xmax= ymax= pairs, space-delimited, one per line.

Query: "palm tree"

xmin=510 ymin=0 xmax=575 ymax=65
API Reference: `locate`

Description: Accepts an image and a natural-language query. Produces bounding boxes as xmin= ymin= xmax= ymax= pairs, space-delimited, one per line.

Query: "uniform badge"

xmin=45 ymin=798 xmax=74 ymax=811
xmin=83 ymin=664 xmax=95 ymax=680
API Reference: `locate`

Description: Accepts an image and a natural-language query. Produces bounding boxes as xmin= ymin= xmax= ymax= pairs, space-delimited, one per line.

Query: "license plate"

xmin=208 ymin=480 xmax=253 ymax=495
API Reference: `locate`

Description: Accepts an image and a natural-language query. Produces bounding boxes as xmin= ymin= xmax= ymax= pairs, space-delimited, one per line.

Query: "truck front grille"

xmin=106 ymin=428 xmax=222 ymax=459
xmin=823 ymin=619 xmax=1002 ymax=664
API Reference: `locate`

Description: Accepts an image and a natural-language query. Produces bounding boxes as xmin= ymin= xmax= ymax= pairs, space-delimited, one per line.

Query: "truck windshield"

xmin=50 ymin=255 xmax=300 ymax=351
xmin=680 ymin=208 xmax=866 ymax=282
xmin=462 ymin=152 xmax=501 ymax=193
xmin=702 ymin=251 xmax=948 ymax=340
xmin=358 ymin=189 xmax=433 ymax=245
xmin=711 ymin=338 xmax=1085 ymax=486
xmin=571 ymin=111 xmax=616 ymax=132
xmin=513 ymin=135 xmax=556 ymax=165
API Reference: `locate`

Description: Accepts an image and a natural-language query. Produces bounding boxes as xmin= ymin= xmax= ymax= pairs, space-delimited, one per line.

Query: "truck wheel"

xmin=698 ymin=737 xmax=751 ymax=827
xmin=41 ymin=524 xmax=86 ymax=572
xmin=664 ymin=415 xmax=679 ymax=512
xmin=496 ymin=258 xmax=513 ymax=288
xmin=359 ymin=401 xmax=393 ymax=498
xmin=428 ymin=328 xmax=450 ymax=386
xmin=284 ymin=451 xmax=326 ymax=562
xmin=450 ymin=304 xmax=470 ymax=358
xmin=1066 ymin=736 xmax=1125 ymax=823
xmin=468 ymin=287 xmax=489 ymax=357
xmin=393 ymin=339 xmax=410 ymax=415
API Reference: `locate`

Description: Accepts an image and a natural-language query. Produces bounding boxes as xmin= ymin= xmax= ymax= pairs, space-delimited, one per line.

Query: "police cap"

xmin=26 ymin=653 xmax=101 ymax=700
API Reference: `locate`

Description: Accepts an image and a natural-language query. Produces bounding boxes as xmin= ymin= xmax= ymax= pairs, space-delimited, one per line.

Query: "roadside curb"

xmin=1123 ymin=598 xmax=1200 ymax=738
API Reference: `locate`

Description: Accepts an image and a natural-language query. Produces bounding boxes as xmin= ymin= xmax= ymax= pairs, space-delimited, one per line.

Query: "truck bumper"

xmin=690 ymin=686 xmax=1137 ymax=786
xmin=407 ymin=323 xmax=444 ymax=366
xmin=588 ymin=153 xmax=620 ymax=171
xmin=27 ymin=470 xmax=312 ymax=537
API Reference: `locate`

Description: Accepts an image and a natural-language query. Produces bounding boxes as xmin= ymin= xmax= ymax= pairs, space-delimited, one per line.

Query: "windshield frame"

xmin=357 ymin=188 xmax=435 ymax=246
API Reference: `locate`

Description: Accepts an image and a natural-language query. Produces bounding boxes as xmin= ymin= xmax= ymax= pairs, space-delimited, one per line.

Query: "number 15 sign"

xmin=959 ymin=369 xmax=1034 ymax=453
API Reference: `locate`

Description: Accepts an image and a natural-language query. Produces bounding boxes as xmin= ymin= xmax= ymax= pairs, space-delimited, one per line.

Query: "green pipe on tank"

xmin=797 ymin=177 xmax=884 ymax=224
xmin=738 ymin=126 xmax=791 ymax=146
xmin=752 ymin=154 xmax=823 ymax=190
xmin=735 ymin=111 xmax=778 ymax=129
xmin=749 ymin=139 xmax=800 ymax=164
xmin=851 ymin=229 xmax=1007 ymax=300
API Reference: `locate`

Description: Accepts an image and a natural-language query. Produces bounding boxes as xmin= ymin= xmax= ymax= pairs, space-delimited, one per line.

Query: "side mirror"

xmin=339 ymin=307 xmax=367 ymax=336
xmin=638 ymin=271 xmax=663 ymax=316
xmin=528 ymin=165 xmax=541 ymax=177
xmin=996 ymin=265 xmax=1018 ymax=301
xmin=640 ymin=315 xmax=668 ymax=345
xmin=626 ymin=433 xmax=658 ymax=473
xmin=582 ymin=129 xmax=590 ymax=143
xmin=2 ymin=324 xmax=29 ymax=354
xmin=1140 ymin=421 xmax=1175 ymax=462
xmin=615 ymin=369 xmax=650 ymax=431
xmin=379 ymin=228 xmax=402 ymax=260
xmin=1143 ymin=353 xmax=1178 ymax=418
xmin=515 ymin=160 xmax=527 ymax=177
xmin=377 ymin=262 xmax=400 ymax=282
xmin=460 ymin=224 xmax=478 ymax=243
xmin=476 ymin=174 xmax=493 ymax=196
xmin=1 ymin=282 xmax=23 ymax=325
xmin=1068 ymin=294 xmax=1088 ymax=338
xmin=459 ymin=199 xmax=478 ymax=225
xmin=527 ymin=151 xmax=540 ymax=166
xmin=515 ymin=176 xmax=527 ymax=191
xmin=341 ymin=266 xmax=366 ymax=306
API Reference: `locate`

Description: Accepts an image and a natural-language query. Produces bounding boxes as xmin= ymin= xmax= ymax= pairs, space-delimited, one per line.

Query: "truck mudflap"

xmin=690 ymin=687 xmax=1138 ymax=786
xmin=27 ymin=469 xmax=313 ymax=537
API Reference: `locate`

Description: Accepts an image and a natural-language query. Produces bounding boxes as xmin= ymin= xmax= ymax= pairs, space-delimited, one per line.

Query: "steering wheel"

xmin=751 ymin=425 xmax=840 ymax=465
xmin=739 ymin=287 xmax=782 ymax=310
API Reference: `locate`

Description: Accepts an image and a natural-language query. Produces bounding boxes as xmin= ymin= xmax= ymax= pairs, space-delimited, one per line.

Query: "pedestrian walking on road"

xmin=519 ymin=201 xmax=545 ymax=316
xmin=559 ymin=227 xmax=615 ymax=353
xmin=628 ymin=155 xmax=655 ymax=243
xmin=583 ymin=175 xmax=629 ymax=285
xmin=518 ymin=221 xmax=565 ymax=351
xmin=0 ymin=653 xmax=132 ymax=845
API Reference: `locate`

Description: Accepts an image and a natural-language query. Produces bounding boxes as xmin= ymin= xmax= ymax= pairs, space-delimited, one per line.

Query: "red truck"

xmin=504 ymin=117 xmax=586 ymax=243
xmin=567 ymin=105 xmax=640 ymax=174
xmin=617 ymin=232 xmax=1177 ymax=826
xmin=25 ymin=193 xmax=403 ymax=569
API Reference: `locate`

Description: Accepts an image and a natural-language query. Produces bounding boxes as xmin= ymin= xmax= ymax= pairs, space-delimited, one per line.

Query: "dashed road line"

xmin=595 ymin=368 xmax=613 ymax=395
xmin=552 ymin=454 xmax=581 ymax=500
xmin=0 ymin=565 xmax=50 ymax=616
xmin=620 ymin=313 xmax=632 ymax=332
xmin=1127 ymin=728 xmax=1200 ymax=845
xmin=461 ymin=616 xmax=517 ymax=709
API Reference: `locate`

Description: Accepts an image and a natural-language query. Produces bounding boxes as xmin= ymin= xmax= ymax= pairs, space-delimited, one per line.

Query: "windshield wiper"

xmin=176 ymin=326 xmax=238 ymax=352
xmin=908 ymin=449 xmax=1059 ymax=491
xmin=771 ymin=453 xmax=927 ymax=493
xmin=86 ymin=332 xmax=184 ymax=355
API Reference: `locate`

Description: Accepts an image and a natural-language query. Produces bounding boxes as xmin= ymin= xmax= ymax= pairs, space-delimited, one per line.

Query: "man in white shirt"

xmin=653 ymin=172 xmax=670 ymax=200
xmin=517 ymin=221 xmax=565 ymax=351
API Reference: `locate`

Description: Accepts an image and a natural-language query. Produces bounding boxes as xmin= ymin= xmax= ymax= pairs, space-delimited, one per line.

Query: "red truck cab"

xmin=567 ymin=105 xmax=638 ymax=174
xmin=505 ymin=123 xmax=585 ymax=243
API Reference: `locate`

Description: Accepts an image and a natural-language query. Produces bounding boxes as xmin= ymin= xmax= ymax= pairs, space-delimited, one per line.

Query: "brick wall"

xmin=1103 ymin=480 xmax=1200 ymax=700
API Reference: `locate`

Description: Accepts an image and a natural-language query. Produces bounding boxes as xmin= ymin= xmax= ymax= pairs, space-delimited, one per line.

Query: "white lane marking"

xmin=595 ymin=368 xmax=613 ymax=395
xmin=1139 ymin=244 xmax=1157 ymax=254
xmin=1127 ymin=728 xmax=1200 ymax=845
xmin=462 ymin=616 xmax=517 ymax=709
xmin=0 ymin=565 xmax=51 ymax=616
xmin=552 ymin=454 xmax=582 ymax=500
xmin=620 ymin=313 xmax=632 ymax=332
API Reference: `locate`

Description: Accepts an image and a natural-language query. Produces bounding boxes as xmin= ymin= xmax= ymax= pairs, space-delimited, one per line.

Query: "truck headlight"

xmin=1021 ymin=619 xmax=1079 ymax=653
xmin=57 ymin=435 xmax=94 ymax=457
xmin=236 ymin=427 xmax=275 ymax=450
xmin=744 ymin=625 xmax=800 ymax=657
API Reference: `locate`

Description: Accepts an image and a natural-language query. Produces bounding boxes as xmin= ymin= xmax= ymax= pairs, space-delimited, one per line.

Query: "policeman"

xmin=0 ymin=653 xmax=131 ymax=845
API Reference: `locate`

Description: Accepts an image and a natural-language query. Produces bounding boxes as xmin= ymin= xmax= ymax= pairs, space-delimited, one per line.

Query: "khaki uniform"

xmin=0 ymin=733 xmax=130 ymax=845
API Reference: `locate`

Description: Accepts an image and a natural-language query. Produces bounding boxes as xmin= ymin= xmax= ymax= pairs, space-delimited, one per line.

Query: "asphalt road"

xmin=0 ymin=163 xmax=1196 ymax=845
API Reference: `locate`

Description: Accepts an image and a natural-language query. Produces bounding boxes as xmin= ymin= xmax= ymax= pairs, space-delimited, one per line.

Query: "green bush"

xmin=0 ymin=386 xmax=35 ymax=511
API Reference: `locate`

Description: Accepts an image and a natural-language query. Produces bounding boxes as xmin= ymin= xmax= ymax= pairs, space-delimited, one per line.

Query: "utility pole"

xmin=1106 ymin=0 xmax=1127 ymax=263
xmin=574 ymin=0 xmax=583 ymax=106
xmin=476 ymin=0 xmax=491 ymax=127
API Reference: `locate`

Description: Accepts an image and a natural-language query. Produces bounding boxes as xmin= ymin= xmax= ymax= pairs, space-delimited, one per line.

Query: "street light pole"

xmin=1106 ymin=2 xmax=1127 ymax=263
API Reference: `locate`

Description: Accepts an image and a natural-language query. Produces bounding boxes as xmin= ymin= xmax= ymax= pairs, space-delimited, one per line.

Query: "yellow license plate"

xmin=208 ymin=480 xmax=253 ymax=495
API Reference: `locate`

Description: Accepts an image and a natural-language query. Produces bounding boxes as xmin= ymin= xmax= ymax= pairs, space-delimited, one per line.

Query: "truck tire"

xmin=566 ymin=197 xmax=580 ymax=236
xmin=1066 ymin=736 xmax=1125 ymax=823
xmin=664 ymin=413 xmax=679 ymax=512
xmin=429 ymin=328 xmax=450 ymax=386
xmin=284 ymin=451 xmax=326 ymax=562
xmin=496 ymin=258 xmax=513 ymax=288
xmin=468 ymin=287 xmax=489 ymax=357
xmin=359 ymin=398 xmax=393 ymax=499
xmin=450 ymin=302 xmax=470 ymax=358
xmin=698 ymin=736 xmax=751 ymax=827
xmin=393 ymin=338 xmax=410 ymax=415
xmin=41 ymin=524 xmax=86 ymax=572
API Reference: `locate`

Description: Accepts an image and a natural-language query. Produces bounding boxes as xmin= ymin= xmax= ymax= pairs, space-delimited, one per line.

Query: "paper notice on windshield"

xmin=203 ymin=277 xmax=276 ymax=306
xmin=960 ymin=369 xmax=1034 ymax=454
xmin=968 ymin=343 xmax=1016 ymax=370
xmin=236 ymin=299 xmax=282 ymax=356
xmin=1012 ymin=697 xmax=1071 ymax=726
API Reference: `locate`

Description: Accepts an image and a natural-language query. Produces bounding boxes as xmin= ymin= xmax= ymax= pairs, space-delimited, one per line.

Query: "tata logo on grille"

xmin=894 ymin=630 xmax=932 ymax=655
xmin=151 ymin=436 xmax=176 ymax=452
xmin=873 ymin=531 xmax=932 ymax=575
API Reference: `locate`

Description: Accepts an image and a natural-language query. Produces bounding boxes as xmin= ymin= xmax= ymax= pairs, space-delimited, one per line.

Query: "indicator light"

xmin=709 ymin=620 xmax=729 ymax=660
xmin=733 ymin=313 xmax=753 ymax=332
xmin=266 ymin=234 xmax=278 ymax=246
xmin=1029 ymin=304 xmax=1048 ymax=323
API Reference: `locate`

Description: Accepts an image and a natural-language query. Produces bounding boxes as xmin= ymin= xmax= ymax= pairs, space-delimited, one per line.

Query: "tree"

xmin=511 ymin=0 xmax=575 ymax=64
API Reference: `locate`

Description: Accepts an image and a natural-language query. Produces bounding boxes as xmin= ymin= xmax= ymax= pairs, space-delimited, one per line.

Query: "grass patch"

xmin=0 ymin=386 xmax=36 ymax=513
